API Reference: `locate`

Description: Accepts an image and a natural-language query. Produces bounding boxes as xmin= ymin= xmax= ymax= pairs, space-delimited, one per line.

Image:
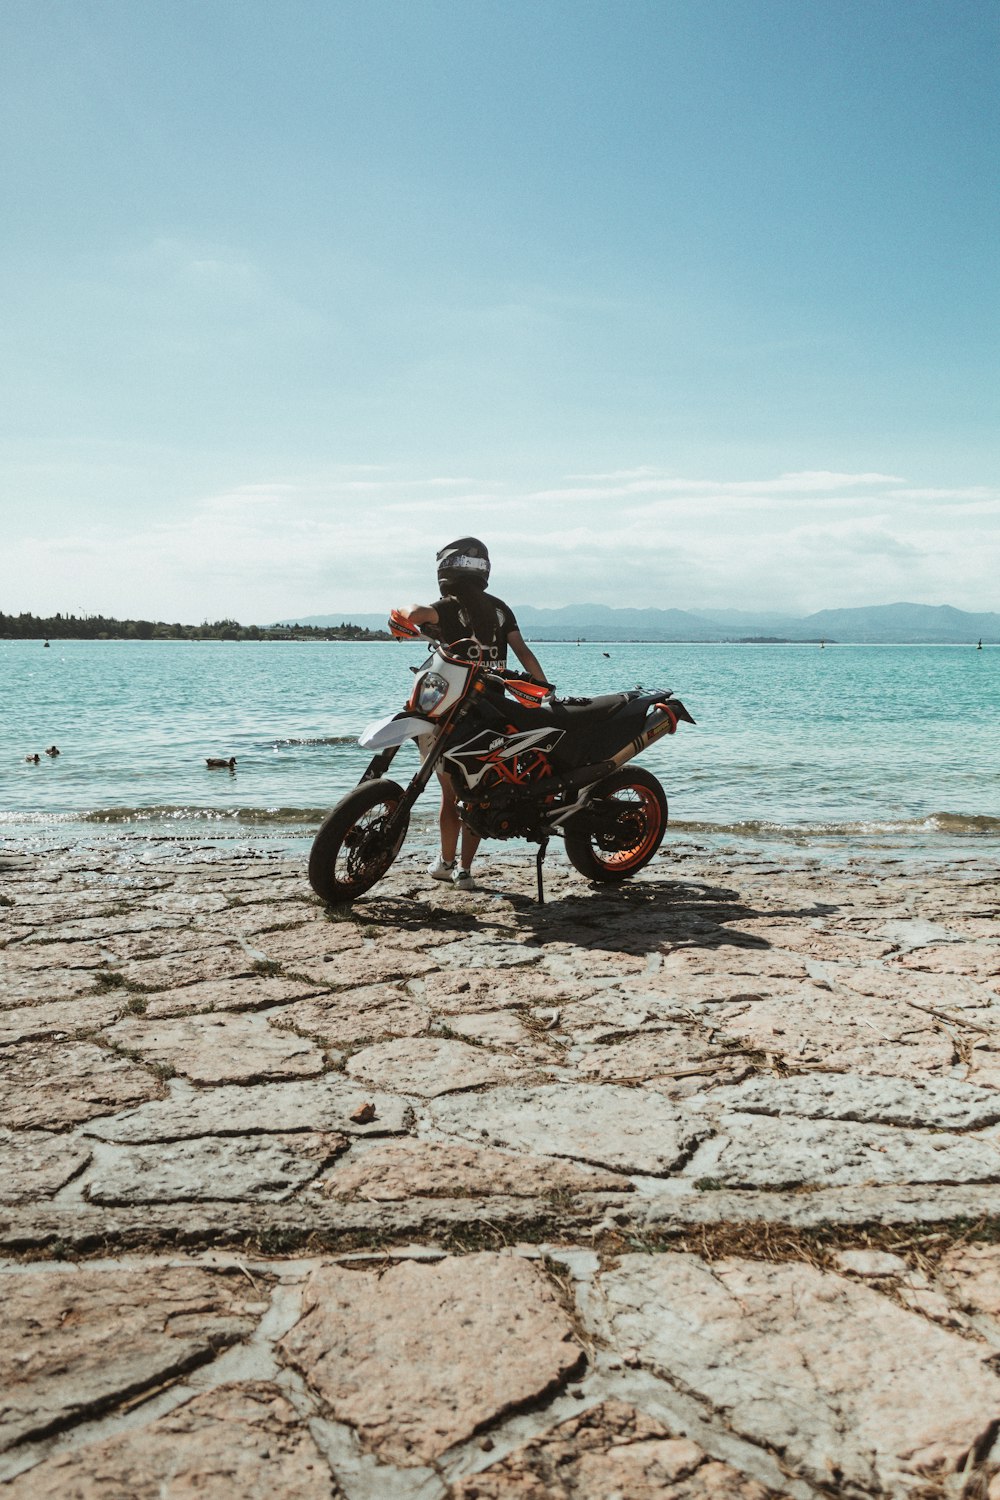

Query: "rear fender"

xmin=656 ymin=696 xmax=696 ymax=726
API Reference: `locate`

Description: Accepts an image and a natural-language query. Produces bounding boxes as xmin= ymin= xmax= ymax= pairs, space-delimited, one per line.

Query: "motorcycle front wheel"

xmin=563 ymin=767 xmax=668 ymax=882
xmin=308 ymin=779 xmax=410 ymax=904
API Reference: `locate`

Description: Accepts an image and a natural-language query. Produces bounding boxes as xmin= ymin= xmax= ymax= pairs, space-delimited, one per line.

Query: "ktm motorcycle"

xmin=307 ymin=612 xmax=695 ymax=905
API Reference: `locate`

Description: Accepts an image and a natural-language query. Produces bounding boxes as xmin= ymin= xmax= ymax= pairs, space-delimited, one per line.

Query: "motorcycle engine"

xmin=460 ymin=789 xmax=546 ymax=842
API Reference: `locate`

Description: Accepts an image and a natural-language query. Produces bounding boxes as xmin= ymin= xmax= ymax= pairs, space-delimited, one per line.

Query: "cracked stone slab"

xmin=0 ymin=1041 xmax=162 ymax=1129
xmin=430 ymin=1084 xmax=708 ymax=1174
xmin=141 ymin=972 xmax=326 ymax=1018
xmin=936 ymin=1245 xmax=1000 ymax=1323
xmin=964 ymin=1052 xmax=1000 ymax=1091
xmin=660 ymin=947 xmax=813 ymax=982
xmin=135 ymin=888 xmax=232 ymax=914
xmin=1 ymin=891 xmax=133 ymax=922
xmin=639 ymin=973 xmax=836 ymax=1010
xmin=710 ymin=993 xmax=954 ymax=1075
xmin=685 ymin=1113 xmax=1000 ymax=1190
xmin=82 ymin=1076 xmax=410 ymax=1142
xmin=895 ymin=943 xmax=1000 ymax=985
xmin=878 ymin=917 xmax=963 ymax=949
xmin=938 ymin=916 xmax=1000 ymax=940
xmin=3 ymin=940 xmax=114 ymax=971
xmin=573 ymin=1027 xmax=745 ymax=1085
xmin=595 ymin=1253 xmax=1000 ymax=1495
xmin=835 ymin=961 xmax=999 ymax=1013
xmin=324 ymin=1139 xmax=630 ymax=1200
xmin=345 ymin=1036 xmax=517 ymax=1097
xmin=0 ymin=969 xmax=110 ymax=1006
xmin=0 ymin=1128 xmax=91 ymax=1202
xmin=101 ymin=925 xmax=235 ymax=962
xmin=283 ymin=945 xmax=439 ymax=988
xmin=556 ymin=991 xmax=695 ymax=1042
xmin=85 ymin=1131 xmax=347 ymax=1203
xmin=834 ymin=1249 xmax=909 ymax=1278
xmin=3 ymin=1380 xmax=339 ymax=1499
xmin=104 ymin=1013 xmax=328 ymax=1082
xmin=269 ymin=991 xmax=431 ymax=1048
xmin=540 ymin=945 xmax=649 ymax=980
xmin=198 ymin=907 xmax=309 ymax=941
xmin=448 ymin=1398 xmax=785 ymax=1498
xmin=432 ymin=937 xmax=545 ymax=970
xmin=726 ymin=922 xmax=897 ymax=964
xmin=0 ymin=1266 xmax=267 ymax=1451
xmin=0 ymin=994 xmax=127 ymax=1046
xmin=435 ymin=1008 xmax=560 ymax=1060
xmin=247 ymin=922 xmax=365 ymax=966
xmin=278 ymin=1252 xmax=583 ymax=1465
xmin=418 ymin=968 xmax=588 ymax=1012
xmin=104 ymin=942 xmax=260 ymax=991
xmin=636 ymin=1182 xmax=1000 ymax=1232
xmin=700 ymin=1072 xmax=1000 ymax=1129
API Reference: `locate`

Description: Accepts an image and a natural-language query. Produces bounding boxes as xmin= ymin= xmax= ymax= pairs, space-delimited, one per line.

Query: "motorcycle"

xmin=307 ymin=612 xmax=695 ymax=905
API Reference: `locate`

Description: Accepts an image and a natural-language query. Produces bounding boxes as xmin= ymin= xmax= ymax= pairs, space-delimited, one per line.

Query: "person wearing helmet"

xmin=395 ymin=538 xmax=548 ymax=890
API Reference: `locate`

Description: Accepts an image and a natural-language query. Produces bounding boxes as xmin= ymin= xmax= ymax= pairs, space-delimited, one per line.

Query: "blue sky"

xmin=2 ymin=0 xmax=996 ymax=622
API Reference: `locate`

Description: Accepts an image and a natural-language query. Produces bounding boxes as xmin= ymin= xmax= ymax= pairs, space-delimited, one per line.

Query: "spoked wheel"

xmin=564 ymin=767 xmax=668 ymax=882
xmin=308 ymin=779 xmax=410 ymax=904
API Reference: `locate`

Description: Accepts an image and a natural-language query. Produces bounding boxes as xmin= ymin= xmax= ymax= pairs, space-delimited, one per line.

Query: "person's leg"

xmin=439 ymin=772 xmax=481 ymax=883
xmin=459 ymin=822 xmax=482 ymax=871
xmin=422 ymin=732 xmax=457 ymax=879
xmin=438 ymin=774 xmax=461 ymax=863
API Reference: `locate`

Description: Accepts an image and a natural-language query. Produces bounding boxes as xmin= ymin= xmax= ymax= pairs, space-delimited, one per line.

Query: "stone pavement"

xmin=1 ymin=836 xmax=999 ymax=1498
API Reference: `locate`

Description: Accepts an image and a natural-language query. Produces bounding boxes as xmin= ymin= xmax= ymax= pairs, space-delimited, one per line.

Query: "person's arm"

xmin=508 ymin=629 xmax=547 ymax=683
xmin=395 ymin=603 xmax=440 ymax=629
xmin=388 ymin=602 xmax=441 ymax=642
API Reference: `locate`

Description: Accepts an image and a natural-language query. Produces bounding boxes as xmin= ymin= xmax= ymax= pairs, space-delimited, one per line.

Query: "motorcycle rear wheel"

xmin=308 ymin=779 xmax=409 ymax=904
xmin=563 ymin=767 xmax=668 ymax=882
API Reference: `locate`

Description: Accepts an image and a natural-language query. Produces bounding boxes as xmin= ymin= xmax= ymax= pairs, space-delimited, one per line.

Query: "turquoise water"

xmin=2 ymin=638 xmax=998 ymax=852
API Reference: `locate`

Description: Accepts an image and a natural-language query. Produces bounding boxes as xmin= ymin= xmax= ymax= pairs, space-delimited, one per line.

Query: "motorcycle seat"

xmin=544 ymin=693 xmax=631 ymax=727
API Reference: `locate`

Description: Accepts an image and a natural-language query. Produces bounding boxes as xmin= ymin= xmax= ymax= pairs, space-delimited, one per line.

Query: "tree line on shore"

xmin=0 ymin=611 xmax=390 ymax=642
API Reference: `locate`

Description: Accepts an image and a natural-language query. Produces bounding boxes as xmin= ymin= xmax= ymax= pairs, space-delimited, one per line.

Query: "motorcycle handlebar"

xmin=387 ymin=620 xmax=555 ymax=695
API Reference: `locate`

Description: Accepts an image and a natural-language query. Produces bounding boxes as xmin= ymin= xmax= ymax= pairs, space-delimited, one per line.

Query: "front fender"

xmin=359 ymin=713 xmax=432 ymax=750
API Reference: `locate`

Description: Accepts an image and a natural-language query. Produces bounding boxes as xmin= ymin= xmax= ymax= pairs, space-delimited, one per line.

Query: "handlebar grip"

xmin=388 ymin=610 xmax=424 ymax=641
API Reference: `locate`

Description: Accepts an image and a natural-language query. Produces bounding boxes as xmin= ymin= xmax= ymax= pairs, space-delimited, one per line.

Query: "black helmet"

xmin=436 ymin=536 xmax=490 ymax=593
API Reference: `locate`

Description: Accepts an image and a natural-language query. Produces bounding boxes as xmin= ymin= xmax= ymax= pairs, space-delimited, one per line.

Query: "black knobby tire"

xmin=564 ymin=767 xmax=668 ymax=882
xmin=308 ymin=779 xmax=409 ymax=904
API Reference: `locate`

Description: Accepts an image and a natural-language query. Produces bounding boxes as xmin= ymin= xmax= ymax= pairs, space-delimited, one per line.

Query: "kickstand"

xmin=535 ymin=838 xmax=548 ymax=905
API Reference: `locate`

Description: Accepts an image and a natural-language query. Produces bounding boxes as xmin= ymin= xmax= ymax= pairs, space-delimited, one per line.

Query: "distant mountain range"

xmin=279 ymin=602 xmax=998 ymax=644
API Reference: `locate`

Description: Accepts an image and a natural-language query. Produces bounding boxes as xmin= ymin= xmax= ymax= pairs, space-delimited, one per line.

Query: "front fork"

xmin=360 ymin=705 xmax=473 ymax=833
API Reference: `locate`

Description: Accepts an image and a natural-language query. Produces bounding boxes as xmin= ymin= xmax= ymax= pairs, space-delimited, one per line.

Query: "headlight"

xmin=417 ymin=672 xmax=449 ymax=714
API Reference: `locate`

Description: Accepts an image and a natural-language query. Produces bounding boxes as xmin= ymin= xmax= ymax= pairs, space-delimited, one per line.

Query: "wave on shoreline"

xmin=2 ymin=807 xmax=999 ymax=844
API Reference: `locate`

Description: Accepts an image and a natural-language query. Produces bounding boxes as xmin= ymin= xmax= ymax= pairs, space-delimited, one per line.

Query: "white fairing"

xmin=358 ymin=714 xmax=429 ymax=749
xmin=417 ymin=656 xmax=473 ymax=715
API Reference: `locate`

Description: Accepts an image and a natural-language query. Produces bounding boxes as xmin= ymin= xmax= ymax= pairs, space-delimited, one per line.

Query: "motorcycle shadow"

xmin=349 ymin=868 xmax=773 ymax=959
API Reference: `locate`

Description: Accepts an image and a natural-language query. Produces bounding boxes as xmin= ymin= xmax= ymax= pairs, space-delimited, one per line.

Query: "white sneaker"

xmin=429 ymin=856 xmax=456 ymax=881
xmin=453 ymin=867 xmax=475 ymax=891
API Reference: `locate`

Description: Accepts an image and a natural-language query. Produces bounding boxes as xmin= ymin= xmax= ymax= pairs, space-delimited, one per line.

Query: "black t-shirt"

xmin=432 ymin=592 xmax=518 ymax=667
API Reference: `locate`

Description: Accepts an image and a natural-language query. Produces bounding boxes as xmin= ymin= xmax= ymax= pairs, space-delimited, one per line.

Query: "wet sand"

xmin=2 ymin=836 xmax=999 ymax=1497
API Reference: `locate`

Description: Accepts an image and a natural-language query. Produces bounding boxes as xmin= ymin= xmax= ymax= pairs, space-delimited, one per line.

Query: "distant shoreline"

xmin=0 ymin=612 xmax=390 ymax=644
xmin=4 ymin=633 xmax=993 ymax=647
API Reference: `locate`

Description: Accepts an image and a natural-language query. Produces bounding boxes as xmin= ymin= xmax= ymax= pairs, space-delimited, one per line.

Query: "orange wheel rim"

xmin=596 ymin=786 xmax=662 ymax=870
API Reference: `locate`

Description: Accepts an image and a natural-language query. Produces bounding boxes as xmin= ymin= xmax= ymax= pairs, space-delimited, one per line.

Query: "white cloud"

xmin=2 ymin=466 xmax=997 ymax=622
